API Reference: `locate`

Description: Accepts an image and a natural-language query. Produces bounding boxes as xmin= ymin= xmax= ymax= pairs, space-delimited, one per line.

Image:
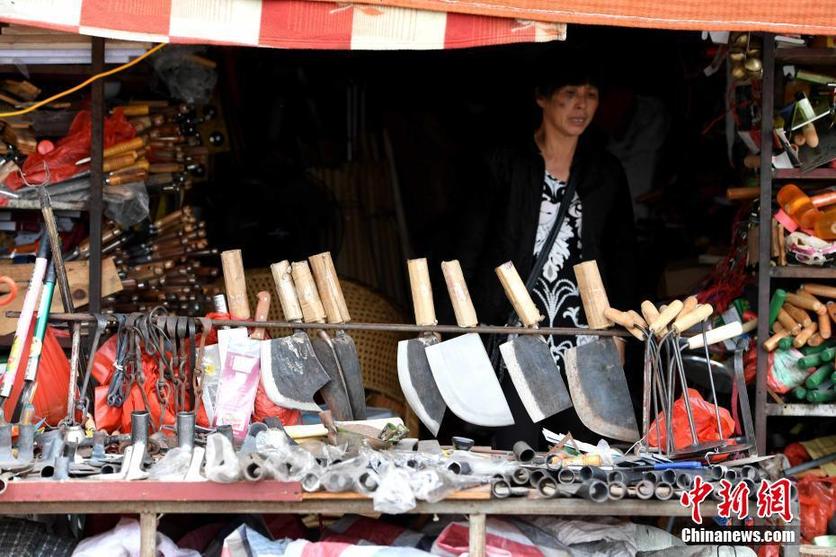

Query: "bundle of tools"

xmin=765 ymin=284 xmax=836 ymax=404
xmin=70 ymin=205 xmax=220 ymax=315
xmin=603 ymin=294 xmax=758 ymax=458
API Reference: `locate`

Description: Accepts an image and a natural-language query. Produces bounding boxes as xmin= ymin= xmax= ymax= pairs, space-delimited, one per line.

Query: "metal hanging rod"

xmin=4 ymin=311 xmax=630 ymax=338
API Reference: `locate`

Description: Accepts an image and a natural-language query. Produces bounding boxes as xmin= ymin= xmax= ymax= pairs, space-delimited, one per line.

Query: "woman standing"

xmin=446 ymin=52 xmax=637 ymax=450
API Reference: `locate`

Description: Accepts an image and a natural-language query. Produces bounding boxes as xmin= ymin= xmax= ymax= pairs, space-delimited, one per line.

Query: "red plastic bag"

xmin=784 ymin=442 xmax=811 ymax=468
xmin=5 ymin=108 xmax=135 ymax=190
xmin=798 ymin=476 xmax=836 ymax=542
xmin=757 ymin=545 xmax=780 ymax=557
xmin=253 ymin=383 xmax=302 ymax=426
xmin=647 ymin=388 xmax=735 ymax=450
xmin=2 ymin=325 xmax=70 ymax=426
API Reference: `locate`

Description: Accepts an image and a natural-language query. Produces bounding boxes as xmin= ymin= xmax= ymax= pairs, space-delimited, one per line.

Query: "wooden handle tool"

xmin=764 ymin=330 xmax=790 ymax=352
xmin=650 ymin=300 xmax=683 ymax=334
xmin=441 ymin=260 xmax=478 ymax=328
xmin=309 ymin=252 xmax=350 ymax=324
xmin=801 ymin=283 xmax=836 ymax=299
xmin=672 ymin=304 xmax=713 ymax=333
xmin=686 ymin=321 xmax=744 ymax=350
xmin=794 ymin=323 xmax=818 ymax=348
xmin=679 ymin=296 xmax=699 ymax=318
xmin=573 ymin=261 xmax=612 ymax=329
xmin=783 ymin=303 xmax=813 ymax=328
xmin=788 ymin=291 xmax=826 ymax=315
xmin=271 ymin=261 xmax=303 ymax=323
xmin=407 ymin=259 xmax=436 ymax=326
xmin=220 ymin=249 xmax=250 ymax=319
xmin=291 ymin=261 xmax=326 ymax=324
xmin=818 ymin=311 xmax=832 ymax=340
xmin=104 ymin=136 xmax=146 ymax=159
xmin=495 ymin=261 xmax=543 ymax=328
xmin=250 ymin=291 xmax=271 ymax=340
xmin=777 ymin=308 xmax=802 ymax=335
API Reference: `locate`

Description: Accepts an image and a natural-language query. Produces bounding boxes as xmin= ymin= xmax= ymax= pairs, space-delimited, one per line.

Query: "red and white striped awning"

xmin=0 ymin=0 xmax=566 ymax=50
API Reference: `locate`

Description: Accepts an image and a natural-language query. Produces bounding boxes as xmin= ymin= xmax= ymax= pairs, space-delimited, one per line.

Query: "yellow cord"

xmin=0 ymin=43 xmax=167 ymax=119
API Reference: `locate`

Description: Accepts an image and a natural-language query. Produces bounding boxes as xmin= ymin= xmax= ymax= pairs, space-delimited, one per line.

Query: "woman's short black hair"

xmin=533 ymin=46 xmax=605 ymax=99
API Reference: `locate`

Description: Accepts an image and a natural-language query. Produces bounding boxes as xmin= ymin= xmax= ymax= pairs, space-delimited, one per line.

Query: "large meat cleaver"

xmin=397 ymin=258 xmax=446 ymax=436
xmin=291 ymin=260 xmax=354 ymax=421
xmin=308 ymin=252 xmax=367 ymax=420
xmin=425 ymin=260 xmax=513 ymax=427
xmin=495 ymin=261 xmax=573 ymax=423
xmin=259 ymin=261 xmax=331 ymax=412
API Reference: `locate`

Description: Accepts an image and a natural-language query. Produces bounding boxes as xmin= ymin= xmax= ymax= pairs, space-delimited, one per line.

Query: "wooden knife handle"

xmin=149 ymin=162 xmax=184 ymax=174
xmin=673 ymin=304 xmax=713 ymax=333
xmin=271 ymin=260 xmax=303 ymax=322
xmin=628 ymin=310 xmax=648 ymax=329
xmin=679 ymin=296 xmax=699 ymax=318
xmin=818 ymin=311 xmax=832 ymax=339
xmin=119 ymin=104 xmax=150 ymax=117
xmin=104 ymin=136 xmax=146 ymax=159
xmin=291 ymin=261 xmax=326 ymax=324
xmin=788 ymin=291 xmax=826 ymax=315
xmin=603 ymin=307 xmax=635 ymax=329
xmin=573 ymin=261 xmax=612 ymax=329
xmin=801 ymin=283 xmax=836 ymax=299
xmin=220 ymin=249 xmax=250 ymax=319
xmin=640 ymin=301 xmax=660 ymax=326
xmin=407 ymin=258 xmax=436 ymax=327
xmin=783 ymin=303 xmax=813 ymax=328
xmin=686 ymin=321 xmax=744 ymax=350
xmin=102 ymin=151 xmax=138 ymax=173
xmin=250 ymin=291 xmax=271 ymax=340
xmin=650 ymin=300 xmax=683 ymax=334
xmin=441 ymin=260 xmax=478 ymax=328
xmin=309 ymin=252 xmax=350 ymax=324
xmin=495 ymin=261 xmax=542 ymax=328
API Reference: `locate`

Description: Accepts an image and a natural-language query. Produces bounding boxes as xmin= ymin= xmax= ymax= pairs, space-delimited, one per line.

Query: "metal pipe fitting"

xmin=535 ymin=475 xmax=559 ymax=498
xmin=53 ymin=455 xmax=70 ymax=480
xmin=545 ymin=454 xmax=563 ymax=470
xmin=444 ymin=460 xmax=471 ymax=475
xmin=557 ymin=468 xmax=576 ymax=484
xmin=240 ymin=453 xmax=266 ymax=482
xmin=322 ymin=472 xmax=352 ymax=492
xmin=16 ymin=424 xmax=34 ymax=465
xmin=512 ymin=441 xmax=535 ymax=463
xmin=131 ymin=411 xmax=150 ymax=445
xmin=511 ymin=467 xmax=530 ymax=486
xmin=576 ymin=480 xmax=608 ymax=503
xmin=529 ymin=468 xmax=549 ymax=487
xmin=356 ymin=472 xmax=379 ymax=495
xmin=742 ymin=478 xmax=757 ymax=498
xmin=580 ymin=466 xmax=608 ymax=482
xmin=90 ymin=430 xmax=106 ymax=462
xmin=176 ymin=411 xmax=196 ymax=450
xmin=635 ymin=479 xmax=655 ymax=500
xmin=608 ymin=481 xmax=627 ymax=501
xmin=676 ymin=472 xmax=694 ymax=490
xmin=492 ymin=478 xmax=512 ymax=499
xmin=708 ymin=465 xmax=725 ymax=481
xmin=607 ymin=470 xmax=626 ymax=484
xmin=100 ymin=463 xmax=118 ymax=475
xmin=302 ymin=472 xmax=321 ymax=492
xmin=654 ymin=482 xmax=674 ymax=500
xmin=643 ymin=469 xmax=676 ymax=484
xmin=0 ymin=424 xmax=13 ymax=465
xmin=741 ymin=465 xmax=759 ymax=481
xmin=723 ymin=468 xmax=739 ymax=482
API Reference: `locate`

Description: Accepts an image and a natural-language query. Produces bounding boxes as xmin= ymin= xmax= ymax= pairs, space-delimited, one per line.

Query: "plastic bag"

xmin=798 ymin=476 xmax=835 ymax=542
xmin=252 ymin=383 xmax=301 ymax=427
xmin=204 ymin=432 xmax=239 ymax=483
xmin=2 ymin=325 xmax=70 ymax=426
xmin=783 ymin=442 xmax=811 ymax=468
xmin=214 ymin=337 xmax=261 ymax=441
xmin=768 ymin=349 xmax=809 ymax=394
xmin=152 ymin=46 xmax=218 ymax=104
xmin=647 ymin=388 xmax=735 ymax=450
xmin=149 ymin=447 xmax=192 ymax=480
xmin=103 ymin=182 xmax=150 ymax=227
xmin=374 ymin=465 xmax=416 ymax=514
xmin=5 ymin=108 xmax=135 ymax=190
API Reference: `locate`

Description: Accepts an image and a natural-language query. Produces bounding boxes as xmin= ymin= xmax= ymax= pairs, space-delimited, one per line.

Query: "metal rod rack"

xmin=4 ymin=311 xmax=630 ymax=337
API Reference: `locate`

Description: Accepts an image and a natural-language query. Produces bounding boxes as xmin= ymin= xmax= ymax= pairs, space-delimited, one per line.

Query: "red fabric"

xmin=798 ymin=476 xmax=836 ymax=542
xmin=2 ymin=325 xmax=70 ymax=426
xmin=647 ymin=388 xmax=735 ymax=451
xmin=5 ymin=108 xmax=135 ymax=190
xmin=435 ymin=522 xmax=544 ymax=557
xmin=784 ymin=442 xmax=811 ymax=468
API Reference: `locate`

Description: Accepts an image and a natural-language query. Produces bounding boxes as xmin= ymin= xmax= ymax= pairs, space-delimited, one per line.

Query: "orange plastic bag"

xmin=5 ymin=108 xmax=135 ymax=190
xmin=2 ymin=325 xmax=70 ymax=426
xmin=647 ymin=388 xmax=735 ymax=450
xmin=798 ymin=476 xmax=835 ymax=542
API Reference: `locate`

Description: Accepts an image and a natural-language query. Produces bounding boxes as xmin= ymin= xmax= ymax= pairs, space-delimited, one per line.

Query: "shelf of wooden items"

xmin=765 ymin=403 xmax=836 ymax=417
xmin=773 ymin=168 xmax=836 ymax=180
xmin=770 ymin=266 xmax=836 ymax=279
xmin=774 ymin=47 xmax=836 ymax=65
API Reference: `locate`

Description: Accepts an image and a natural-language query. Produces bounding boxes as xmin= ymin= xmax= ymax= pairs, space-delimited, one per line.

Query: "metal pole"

xmin=89 ymin=36 xmax=105 ymax=313
xmin=755 ymin=33 xmax=775 ymax=454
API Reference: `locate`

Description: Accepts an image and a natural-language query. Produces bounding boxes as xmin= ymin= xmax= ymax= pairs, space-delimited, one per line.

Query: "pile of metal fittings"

xmin=488 ymin=440 xmax=777 ymax=503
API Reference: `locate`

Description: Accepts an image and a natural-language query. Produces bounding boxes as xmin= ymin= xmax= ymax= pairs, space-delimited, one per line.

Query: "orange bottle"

xmin=814 ymin=207 xmax=836 ymax=240
xmin=777 ymin=184 xmax=823 ymax=229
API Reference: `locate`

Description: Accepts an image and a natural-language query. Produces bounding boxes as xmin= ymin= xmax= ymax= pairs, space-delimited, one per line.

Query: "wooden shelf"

xmin=774 ymin=48 xmax=836 ymax=66
xmin=774 ymin=168 xmax=836 ymax=180
xmin=765 ymin=403 xmax=836 ymax=417
xmin=771 ymin=266 xmax=836 ymax=279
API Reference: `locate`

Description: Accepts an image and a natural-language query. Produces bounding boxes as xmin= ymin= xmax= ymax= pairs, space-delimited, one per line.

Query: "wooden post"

xmin=139 ymin=512 xmax=157 ymax=557
xmin=469 ymin=513 xmax=486 ymax=557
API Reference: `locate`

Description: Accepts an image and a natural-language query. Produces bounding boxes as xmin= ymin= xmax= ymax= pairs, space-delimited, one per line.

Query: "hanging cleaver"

xmin=259 ymin=261 xmax=331 ymax=412
xmin=291 ymin=260 xmax=354 ymax=421
xmin=425 ymin=260 xmax=514 ymax=427
xmin=397 ymin=258 xmax=446 ymax=436
xmin=308 ymin=252 xmax=366 ymax=420
xmin=495 ymin=261 xmax=573 ymax=423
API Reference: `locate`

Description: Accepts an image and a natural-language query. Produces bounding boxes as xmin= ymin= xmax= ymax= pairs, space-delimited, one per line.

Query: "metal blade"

xmin=500 ymin=334 xmax=572 ymax=423
xmin=397 ymin=335 xmax=445 ymax=436
xmin=564 ymin=339 xmax=640 ymax=442
xmin=310 ymin=334 xmax=354 ymax=421
xmin=332 ymin=330 xmax=367 ymax=420
xmin=259 ymin=332 xmax=330 ymax=412
xmin=425 ymin=333 xmax=513 ymax=427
